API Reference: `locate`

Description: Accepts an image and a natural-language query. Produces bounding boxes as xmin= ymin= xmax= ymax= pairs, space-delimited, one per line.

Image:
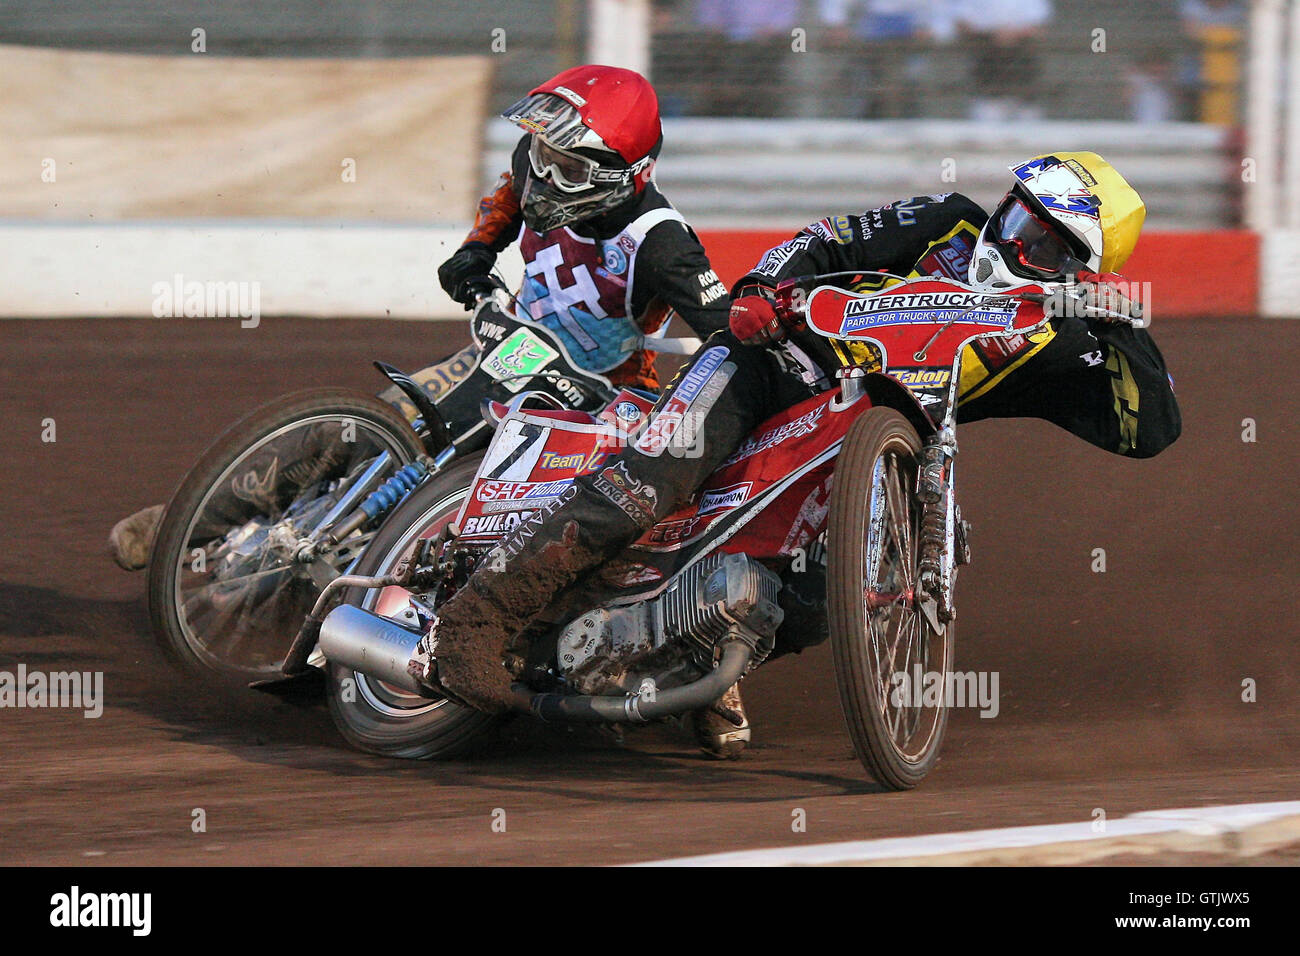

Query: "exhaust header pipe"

xmin=322 ymin=604 xmax=755 ymax=723
xmin=318 ymin=604 xmax=428 ymax=695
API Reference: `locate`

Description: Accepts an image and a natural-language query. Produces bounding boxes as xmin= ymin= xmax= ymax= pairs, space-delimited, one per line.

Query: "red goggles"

xmin=990 ymin=195 xmax=1079 ymax=277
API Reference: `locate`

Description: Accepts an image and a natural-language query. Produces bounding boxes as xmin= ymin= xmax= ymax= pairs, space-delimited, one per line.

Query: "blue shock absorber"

xmin=359 ymin=460 xmax=430 ymax=521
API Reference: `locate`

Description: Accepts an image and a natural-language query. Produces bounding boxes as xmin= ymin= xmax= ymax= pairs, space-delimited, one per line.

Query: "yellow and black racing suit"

xmin=735 ymin=191 xmax=1182 ymax=459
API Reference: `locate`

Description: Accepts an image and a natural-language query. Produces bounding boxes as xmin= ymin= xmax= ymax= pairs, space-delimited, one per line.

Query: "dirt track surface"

xmin=1 ymin=317 xmax=1296 ymax=866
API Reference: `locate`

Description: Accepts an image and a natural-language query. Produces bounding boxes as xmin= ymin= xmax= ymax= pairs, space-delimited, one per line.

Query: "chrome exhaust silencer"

xmin=318 ymin=603 xmax=427 ymax=695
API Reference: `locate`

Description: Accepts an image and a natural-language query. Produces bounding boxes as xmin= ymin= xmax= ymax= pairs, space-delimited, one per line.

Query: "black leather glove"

xmin=438 ymin=242 xmax=498 ymax=309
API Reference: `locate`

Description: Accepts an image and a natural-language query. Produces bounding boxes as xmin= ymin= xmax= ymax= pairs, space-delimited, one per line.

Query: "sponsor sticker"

xmin=552 ymin=85 xmax=587 ymax=107
xmin=474 ymin=478 xmax=572 ymax=513
xmin=635 ymin=347 xmax=732 ymax=456
xmin=461 ymin=510 xmax=538 ymax=537
xmin=483 ymin=328 xmax=559 ymax=392
xmin=722 ymin=404 xmax=826 ymax=466
xmin=647 ymin=515 xmax=702 ymax=546
xmin=539 ymin=451 xmax=587 ymax=470
xmin=754 ymin=235 xmax=813 ymax=278
xmin=697 ymin=482 xmax=752 ymax=515
xmin=839 ymin=292 xmax=1018 ymax=334
xmin=890 ymin=368 xmax=951 ymax=388
xmin=601 ymin=244 xmax=629 ymax=276
xmin=917 ymin=234 xmax=973 ymax=281
xmin=592 ymin=460 xmax=659 ymax=526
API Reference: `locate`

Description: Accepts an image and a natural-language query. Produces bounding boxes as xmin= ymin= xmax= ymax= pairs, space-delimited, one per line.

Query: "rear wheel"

xmin=146 ymin=389 xmax=424 ymax=684
xmin=826 ymin=408 xmax=952 ymax=790
xmin=326 ymin=454 xmax=501 ymax=759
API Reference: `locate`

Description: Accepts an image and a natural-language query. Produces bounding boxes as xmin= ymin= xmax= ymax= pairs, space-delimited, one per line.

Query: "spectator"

xmin=693 ymin=0 xmax=801 ymax=116
xmin=953 ymin=0 xmax=1054 ymax=122
xmin=1127 ymin=51 xmax=1177 ymax=124
xmin=1179 ymin=0 xmax=1245 ymax=124
xmin=817 ymin=0 xmax=959 ymax=118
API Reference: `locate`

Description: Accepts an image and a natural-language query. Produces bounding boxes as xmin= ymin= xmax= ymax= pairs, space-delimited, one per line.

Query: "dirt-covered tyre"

xmin=147 ymin=389 xmax=424 ymax=685
xmin=326 ymin=453 xmax=502 ymax=759
xmin=826 ymin=408 xmax=952 ymax=790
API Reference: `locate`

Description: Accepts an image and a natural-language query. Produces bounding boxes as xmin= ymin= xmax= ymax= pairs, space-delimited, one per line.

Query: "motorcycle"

xmin=146 ymin=284 xmax=697 ymax=685
xmin=305 ymin=273 xmax=1108 ymax=788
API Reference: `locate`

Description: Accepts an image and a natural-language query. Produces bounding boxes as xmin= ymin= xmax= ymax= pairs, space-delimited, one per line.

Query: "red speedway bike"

xmin=303 ymin=274 xmax=1082 ymax=789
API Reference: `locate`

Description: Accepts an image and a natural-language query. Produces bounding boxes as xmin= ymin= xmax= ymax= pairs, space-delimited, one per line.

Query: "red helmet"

xmin=503 ymin=65 xmax=663 ymax=233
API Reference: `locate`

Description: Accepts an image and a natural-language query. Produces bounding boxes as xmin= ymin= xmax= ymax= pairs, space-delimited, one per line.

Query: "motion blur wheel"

xmin=326 ymin=453 xmax=501 ymax=759
xmin=146 ymin=389 xmax=424 ymax=684
xmin=826 ymin=408 xmax=952 ymax=790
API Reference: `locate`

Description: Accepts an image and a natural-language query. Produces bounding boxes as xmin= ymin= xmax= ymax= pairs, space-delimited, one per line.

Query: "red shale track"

xmin=0 ymin=317 xmax=1296 ymax=865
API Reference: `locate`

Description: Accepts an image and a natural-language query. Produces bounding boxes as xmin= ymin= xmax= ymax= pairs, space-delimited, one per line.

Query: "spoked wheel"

xmin=827 ymin=408 xmax=953 ymax=790
xmin=146 ymin=389 xmax=424 ymax=684
xmin=326 ymin=454 xmax=501 ymax=759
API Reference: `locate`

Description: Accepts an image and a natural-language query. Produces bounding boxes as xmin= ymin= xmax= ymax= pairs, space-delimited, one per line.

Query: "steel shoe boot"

xmin=690 ymin=681 xmax=751 ymax=759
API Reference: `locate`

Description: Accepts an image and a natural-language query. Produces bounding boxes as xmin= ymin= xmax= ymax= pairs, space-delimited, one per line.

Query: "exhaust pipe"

xmin=318 ymin=604 xmax=428 ymax=695
xmin=322 ymin=603 xmax=756 ymax=722
xmin=512 ymin=639 xmax=753 ymax=724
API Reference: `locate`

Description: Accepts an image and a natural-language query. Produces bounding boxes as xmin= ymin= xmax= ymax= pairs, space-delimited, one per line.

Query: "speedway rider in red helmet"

xmin=436 ymin=65 xmax=738 ymax=754
xmin=426 ymin=153 xmax=1182 ymax=758
xmin=438 ymin=64 xmax=730 ymax=394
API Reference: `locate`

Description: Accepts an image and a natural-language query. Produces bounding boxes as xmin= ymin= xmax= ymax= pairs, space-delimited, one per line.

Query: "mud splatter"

xmin=435 ymin=520 xmax=599 ymax=713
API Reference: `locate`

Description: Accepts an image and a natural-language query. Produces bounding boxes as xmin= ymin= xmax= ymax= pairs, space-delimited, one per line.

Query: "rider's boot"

xmin=416 ymin=463 xmax=659 ymax=713
xmin=108 ymin=504 xmax=165 ymax=571
xmin=690 ymin=682 xmax=751 ymax=759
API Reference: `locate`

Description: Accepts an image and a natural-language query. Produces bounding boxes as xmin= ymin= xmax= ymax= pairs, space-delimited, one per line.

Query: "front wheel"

xmin=146 ymin=389 xmax=425 ymax=684
xmin=826 ymin=408 xmax=952 ymax=790
xmin=326 ymin=454 xmax=501 ymax=759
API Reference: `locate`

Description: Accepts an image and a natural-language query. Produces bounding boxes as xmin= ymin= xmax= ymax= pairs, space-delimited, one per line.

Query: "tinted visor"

xmin=990 ymin=195 xmax=1078 ymax=277
xmin=528 ymin=135 xmax=599 ymax=193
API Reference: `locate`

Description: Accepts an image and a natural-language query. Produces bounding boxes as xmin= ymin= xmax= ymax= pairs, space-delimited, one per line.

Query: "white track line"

xmin=637 ymin=801 xmax=1300 ymax=866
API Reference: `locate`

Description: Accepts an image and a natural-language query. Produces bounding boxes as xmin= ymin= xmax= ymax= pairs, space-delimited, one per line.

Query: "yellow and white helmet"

xmin=970 ymin=151 xmax=1146 ymax=289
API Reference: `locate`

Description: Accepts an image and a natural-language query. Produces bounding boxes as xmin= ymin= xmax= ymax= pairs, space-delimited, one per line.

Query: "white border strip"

xmin=637 ymin=801 xmax=1300 ymax=867
xmin=0 ymin=222 xmax=524 ymax=319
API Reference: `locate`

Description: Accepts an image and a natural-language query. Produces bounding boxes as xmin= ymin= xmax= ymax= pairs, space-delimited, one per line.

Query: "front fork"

xmin=916 ymin=425 xmax=970 ymax=627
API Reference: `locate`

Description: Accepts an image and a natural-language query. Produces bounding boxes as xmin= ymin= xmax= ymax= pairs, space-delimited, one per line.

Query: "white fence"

xmin=485 ymin=118 xmax=1234 ymax=231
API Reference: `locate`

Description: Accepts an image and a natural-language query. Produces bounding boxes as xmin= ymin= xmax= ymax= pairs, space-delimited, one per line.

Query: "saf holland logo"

xmin=840 ymin=291 xmax=1018 ymax=334
xmin=475 ymin=479 xmax=572 ymax=514
xmin=635 ymin=346 xmax=733 ymax=457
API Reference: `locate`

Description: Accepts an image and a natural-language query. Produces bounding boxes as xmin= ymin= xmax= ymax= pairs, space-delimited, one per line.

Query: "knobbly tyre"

xmin=301 ymin=274 xmax=1133 ymax=787
xmin=146 ymin=282 xmax=693 ymax=686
